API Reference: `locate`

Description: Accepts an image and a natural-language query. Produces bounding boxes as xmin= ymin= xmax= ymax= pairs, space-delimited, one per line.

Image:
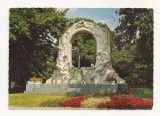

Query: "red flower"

xmin=99 ymin=97 xmax=153 ymax=109
xmin=60 ymin=96 xmax=86 ymax=107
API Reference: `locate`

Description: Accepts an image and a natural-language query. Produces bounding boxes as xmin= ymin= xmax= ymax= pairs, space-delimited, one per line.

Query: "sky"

xmin=66 ymin=8 xmax=120 ymax=31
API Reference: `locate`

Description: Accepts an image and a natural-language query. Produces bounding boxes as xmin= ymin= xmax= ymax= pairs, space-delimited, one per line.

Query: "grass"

xmin=9 ymin=94 xmax=72 ymax=107
xmin=131 ymin=87 xmax=153 ymax=99
xmin=9 ymin=87 xmax=153 ymax=107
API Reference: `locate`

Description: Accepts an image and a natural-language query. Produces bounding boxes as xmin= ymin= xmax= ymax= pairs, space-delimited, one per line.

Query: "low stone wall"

xmin=24 ymin=84 xmax=118 ymax=96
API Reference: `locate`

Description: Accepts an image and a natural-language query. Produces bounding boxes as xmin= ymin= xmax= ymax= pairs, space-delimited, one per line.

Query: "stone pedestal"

xmin=70 ymin=69 xmax=84 ymax=84
xmin=118 ymin=83 xmax=130 ymax=94
xmin=24 ymin=83 xmax=118 ymax=96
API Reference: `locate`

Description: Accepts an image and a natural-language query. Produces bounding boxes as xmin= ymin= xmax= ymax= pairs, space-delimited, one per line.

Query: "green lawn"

xmin=131 ymin=87 xmax=153 ymax=99
xmin=9 ymin=94 xmax=71 ymax=107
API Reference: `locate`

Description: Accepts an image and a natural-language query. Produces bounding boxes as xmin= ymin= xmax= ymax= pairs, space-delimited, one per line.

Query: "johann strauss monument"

xmin=25 ymin=20 xmax=127 ymax=95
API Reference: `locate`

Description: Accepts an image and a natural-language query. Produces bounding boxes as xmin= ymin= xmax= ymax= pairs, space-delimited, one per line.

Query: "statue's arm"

xmin=63 ymin=61 xmax=70 ymax=69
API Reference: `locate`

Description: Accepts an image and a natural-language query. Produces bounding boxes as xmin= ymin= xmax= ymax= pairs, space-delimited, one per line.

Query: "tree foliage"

xmin=9 ymin=8 xmax=69 ymax=92
xmin=113 ymin=8 xmax=153 ymax=87
xmin=72 ymin=31 xmax=96 ymax=68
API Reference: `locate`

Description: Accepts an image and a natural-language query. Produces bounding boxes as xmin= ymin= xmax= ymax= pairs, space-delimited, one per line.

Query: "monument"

xmin=25 ymin=20 xmax=127 ymax=95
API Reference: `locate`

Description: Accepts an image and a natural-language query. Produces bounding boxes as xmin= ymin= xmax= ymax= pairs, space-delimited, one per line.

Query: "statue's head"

xmin=91 ymin=63 xmax=94 ymax=68
xmin=101 ymin=52 xmax=107 ymax=60
xmin=96 ymin=51 xmax=101 ymax=57
xmin=63 ymin=55 xmax=68 ymax=61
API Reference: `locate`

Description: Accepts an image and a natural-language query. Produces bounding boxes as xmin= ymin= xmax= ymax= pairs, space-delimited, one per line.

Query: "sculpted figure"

xmin=91 ymin=52 xmax=110 ymax=83
xmin=104 ymin=62 xmax=126 ymax=84
xmin=95 ymin=51 xmax=101 ymax=66
xmin=56 ymin=57 xmax=63 ymax=69
xmin=74 ymin=20 xmax=87 ymax=29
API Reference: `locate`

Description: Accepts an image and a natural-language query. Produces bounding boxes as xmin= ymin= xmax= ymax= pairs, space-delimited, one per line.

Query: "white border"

xmin=0 ymin=0 xmax=160 ymax=116
xmin=1 ymin=0 xmax=159 ymax=8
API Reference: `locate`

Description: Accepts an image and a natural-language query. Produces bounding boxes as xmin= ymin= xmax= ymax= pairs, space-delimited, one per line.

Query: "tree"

xmin=9 ymin=8 xmax=69 ymax=92
xmin=72 ymin=32 xmax=96 ymax=68
xmin=113 ymin=8 xmax=153 ymax=87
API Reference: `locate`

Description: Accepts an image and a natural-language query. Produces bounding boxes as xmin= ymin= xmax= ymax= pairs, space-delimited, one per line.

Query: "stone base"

xmin=118 ymin=83 xmax=130 ymax=94
xmin=24 ymin=83 xmax=118 ymax=96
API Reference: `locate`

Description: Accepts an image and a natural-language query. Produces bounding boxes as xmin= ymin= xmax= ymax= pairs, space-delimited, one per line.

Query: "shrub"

xmin=60 ymin=96 xmax=86 ymax=107
xmin=99 ymin=97 xmax=153 ymax=109
xmin=130 ymin=88 xmax=145 ymax=94
xmin=81 ymin=97 xmax=111 ymax=108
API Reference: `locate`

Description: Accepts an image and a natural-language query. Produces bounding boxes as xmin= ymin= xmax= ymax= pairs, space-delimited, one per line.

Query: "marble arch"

xmin=46 ymin=20 xmax=126 ymax=84
xmin=58 ymin=20 xmax=111 ymax=66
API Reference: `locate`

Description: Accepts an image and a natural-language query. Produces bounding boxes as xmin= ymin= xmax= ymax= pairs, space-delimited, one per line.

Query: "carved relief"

xmin=91 ymin=52 xmax=110 ymax=84
xmin=74 ymin=20 xmax=95 ymax=30
xmin=56 ymin=55 xmax=73 ymax=83
xmin=85 ymin=22 xmax=95 ymax=30
xmin=74 ymin=20 xmax=87 ymax=29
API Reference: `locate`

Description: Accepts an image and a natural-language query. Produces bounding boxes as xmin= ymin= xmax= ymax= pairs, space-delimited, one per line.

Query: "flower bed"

xmin=81 ymin=97 xmax=111 ymax=108
xmin=60 ymin=96 xmax=86 ymax=107
xmin=99 ymin=97 xmax=153 ymax=109
xmin=45 ymin=96 xmax=153 ymax=109
xmin=127 ymin=99 xmax=153 ymax=109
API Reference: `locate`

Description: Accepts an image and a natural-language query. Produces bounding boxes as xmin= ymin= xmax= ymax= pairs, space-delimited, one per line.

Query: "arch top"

xmin=60 ymin=20 xmax=110 ymax=42
xmin=58 ymin=20 xmax=111 ymax=71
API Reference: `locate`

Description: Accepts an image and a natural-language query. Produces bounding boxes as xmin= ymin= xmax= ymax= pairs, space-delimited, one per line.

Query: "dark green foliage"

xmin=9 ymin=8 xmax=68 ymax=92
xmin=113 ymin=8 xmax=153 ymax=87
